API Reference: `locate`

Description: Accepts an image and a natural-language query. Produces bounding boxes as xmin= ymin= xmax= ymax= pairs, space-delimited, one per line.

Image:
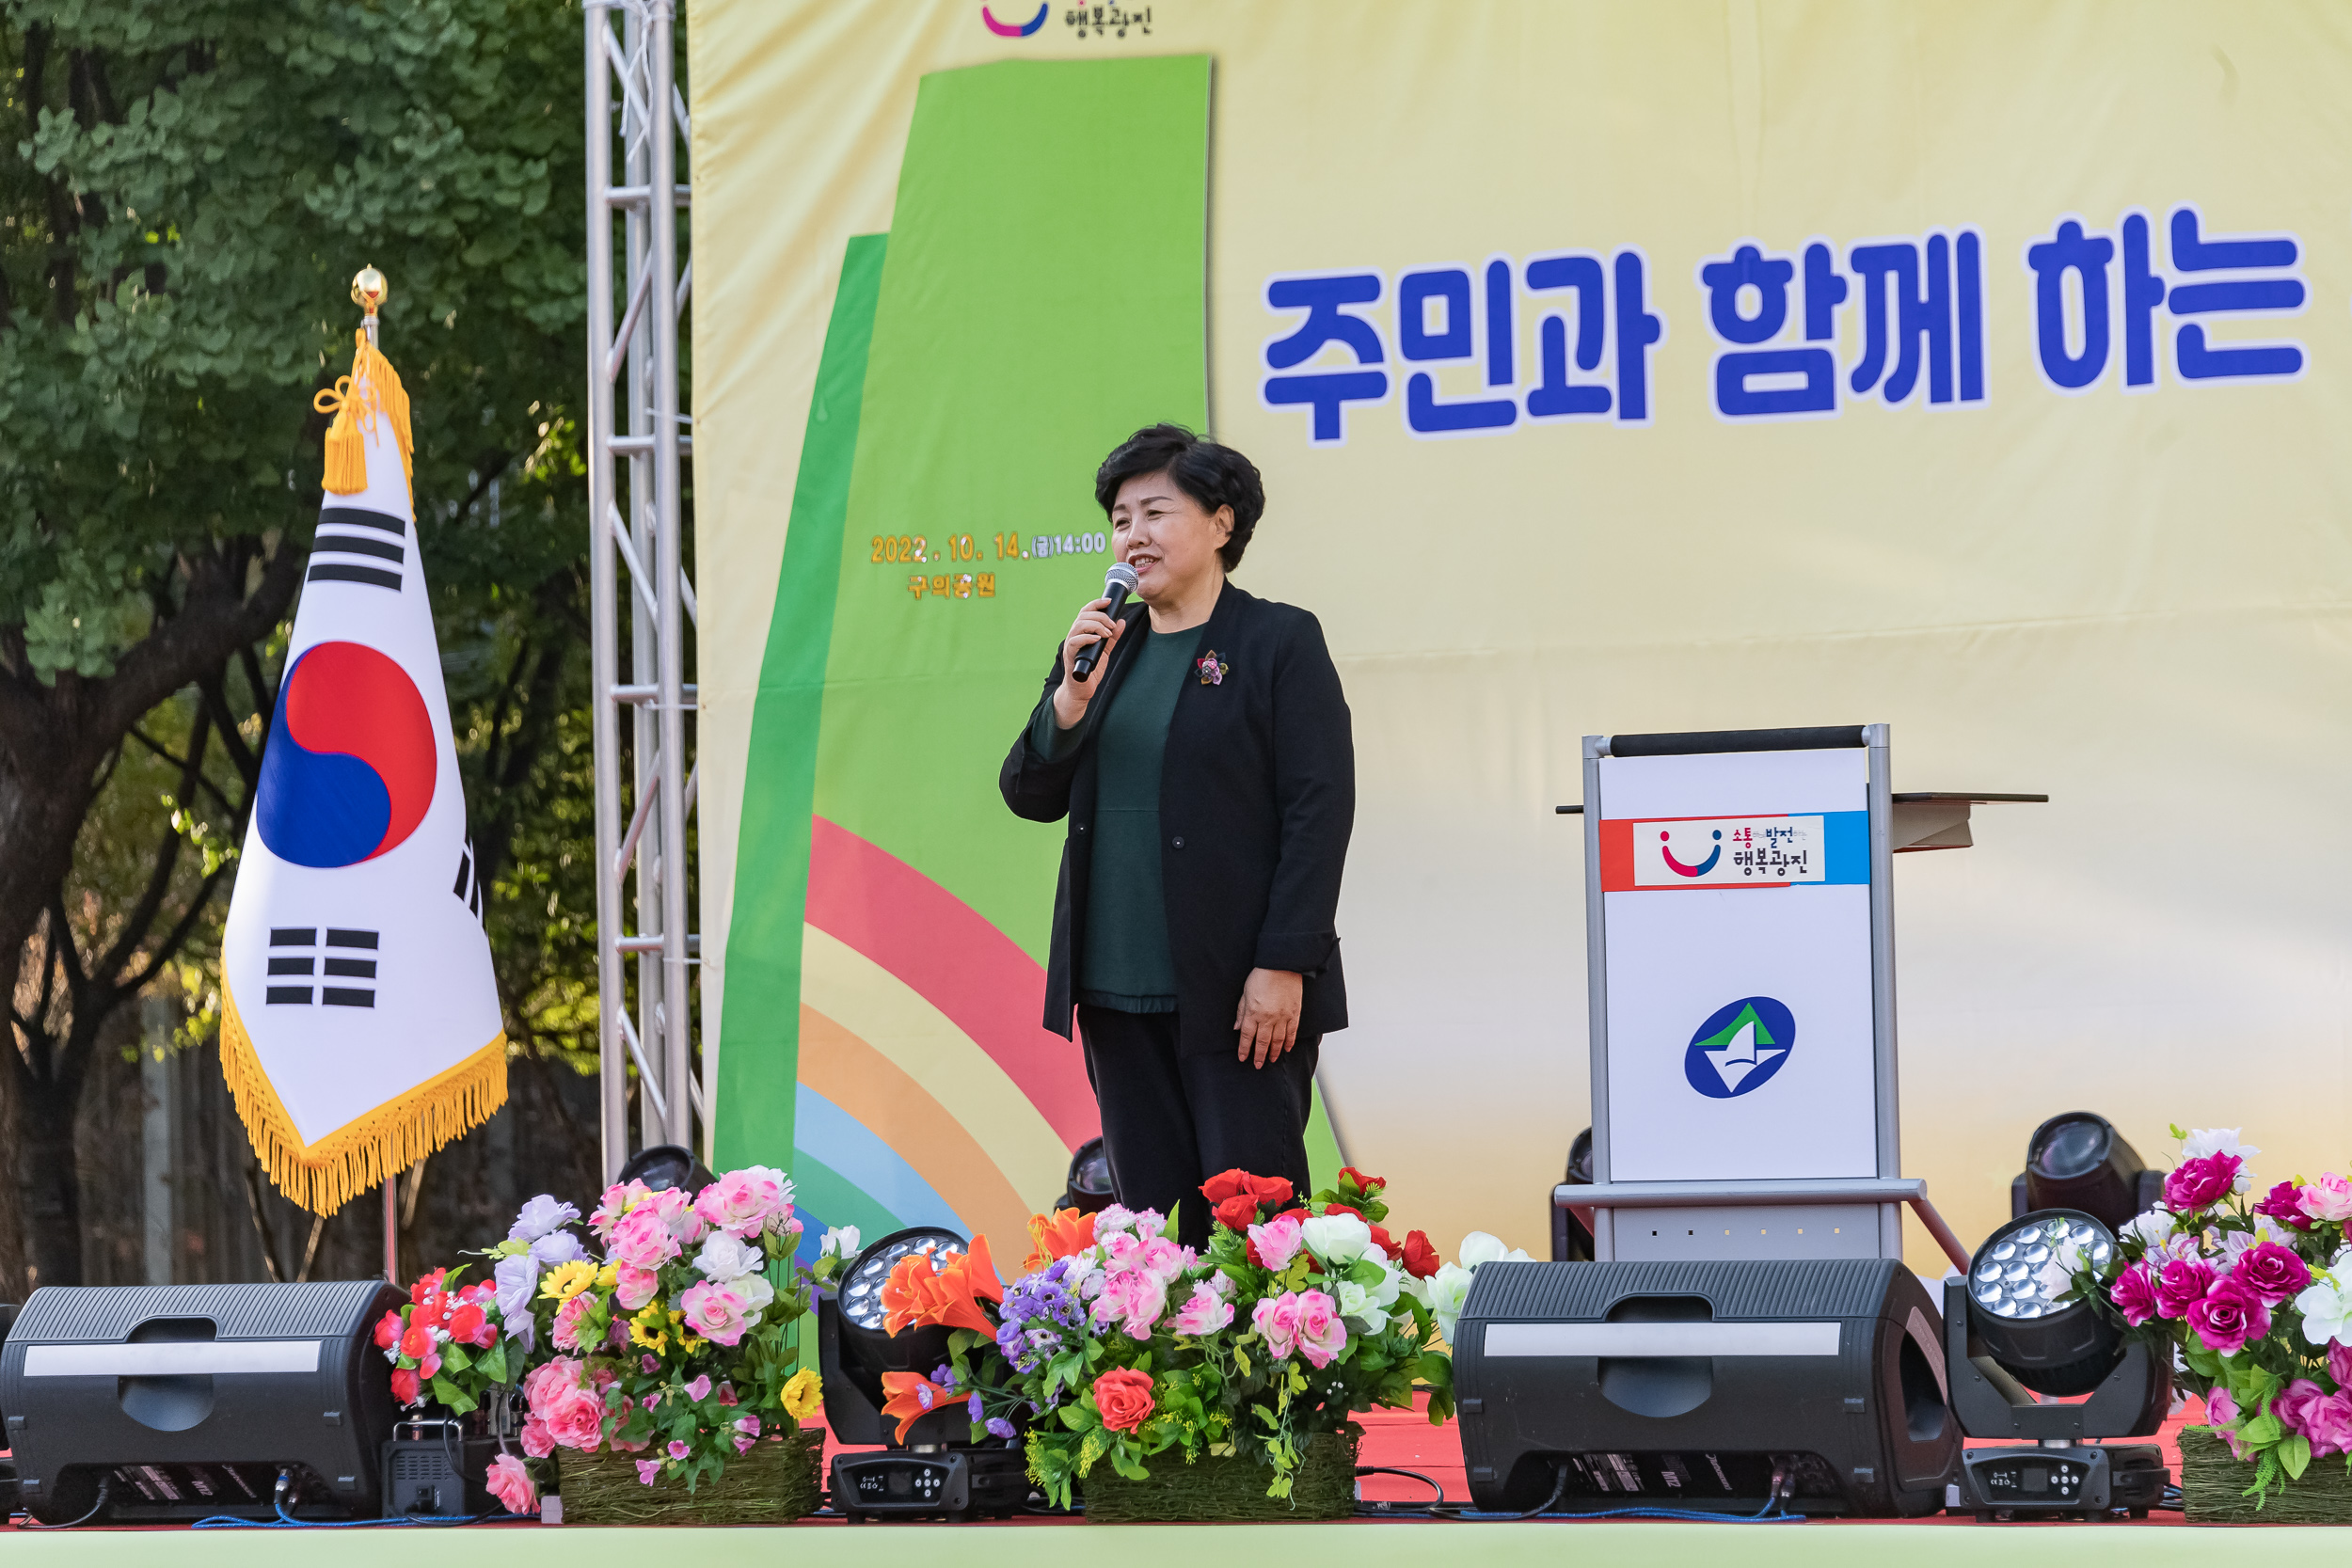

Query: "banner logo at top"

xmin=1684 ymin=996 xmax=1797 ymax=1100
xmin=1599 ymin=813 xmax=1867 ymax=890
xmin=980 ymin=4 xmax=1047 ymax=37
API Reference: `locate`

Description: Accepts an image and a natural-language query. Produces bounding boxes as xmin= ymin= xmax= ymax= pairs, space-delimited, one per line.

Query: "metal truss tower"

xmin=584 ymin=0 xmax=699 ymax=1179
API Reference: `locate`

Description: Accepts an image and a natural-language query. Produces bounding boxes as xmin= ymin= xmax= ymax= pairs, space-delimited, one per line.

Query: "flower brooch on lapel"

xmin=1195 ymin=650 xmax=1228 ymax=686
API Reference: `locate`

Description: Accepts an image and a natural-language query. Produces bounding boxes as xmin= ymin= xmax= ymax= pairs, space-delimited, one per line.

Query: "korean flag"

xmin=219 ymin=334 xmax=505 ymax=1214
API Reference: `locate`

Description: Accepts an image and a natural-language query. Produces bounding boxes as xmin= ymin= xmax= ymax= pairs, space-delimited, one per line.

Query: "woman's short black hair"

xmin=1093 ymin=423 xmax=1264 ymax=571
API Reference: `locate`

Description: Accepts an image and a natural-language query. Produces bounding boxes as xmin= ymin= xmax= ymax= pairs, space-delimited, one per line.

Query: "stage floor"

xmin=17 ymin=1394 xmax=2352 ymax=1559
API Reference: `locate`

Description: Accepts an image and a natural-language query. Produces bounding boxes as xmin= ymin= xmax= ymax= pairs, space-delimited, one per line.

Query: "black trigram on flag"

xmin=306 ymin=506 xmax=406 ymax=593
xmin=452 ymin=839 xmax=483 ymax=921
xmin=264 ymin=927 xmax=381 ymax=1007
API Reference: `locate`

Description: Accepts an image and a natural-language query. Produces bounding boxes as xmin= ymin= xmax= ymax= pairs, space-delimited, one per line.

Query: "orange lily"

xmin=879 ymin=1370 xmax=966 ymax=1442
xmin=880 ymin=1234 xmax=1004 ymax=1336
xmin=1025 ymin=1208 xmax=1099 ymax=1274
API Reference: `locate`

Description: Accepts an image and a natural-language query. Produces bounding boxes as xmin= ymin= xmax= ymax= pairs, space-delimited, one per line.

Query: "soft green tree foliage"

xmin=1 ymin=0 xmax=594 ymax=1286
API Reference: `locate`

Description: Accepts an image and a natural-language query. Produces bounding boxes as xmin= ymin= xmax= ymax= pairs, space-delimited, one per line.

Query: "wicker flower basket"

xmin=555 ymin=1426 xmax=825 ymax=1525
xmin=1082 ymin=1430 xmax=1359 ymax=1523
xmin=2180 ymin=1427 xmax=2352 ymax=1524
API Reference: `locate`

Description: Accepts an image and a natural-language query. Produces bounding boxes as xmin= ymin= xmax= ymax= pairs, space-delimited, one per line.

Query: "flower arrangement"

xmin=878 ymin=1165 xmax=1501 ymax=1506
xmin=2062 ymin=1126 xmax=2352 ymax=1504
xmin=493 ymin=1167 xmax=839 ymax=1498
xmin=371 ymin=1265 xmax=516 ymax=1415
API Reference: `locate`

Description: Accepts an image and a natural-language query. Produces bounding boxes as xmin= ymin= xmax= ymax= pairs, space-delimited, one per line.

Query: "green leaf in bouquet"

xmin=2170 ymin=1124 xmax=2188 ymax=1142
xmin=1346 ymin=1259 xmax=1384 ymax=1287
xmin=2185 ymin=1339 xmax=2223 ymax=1379
xmin=2281 ymin=1433 xmax=2313 ymax=1480
xmin=478 ymin=1340 xmax=509 ymax=1384
xmin=430 ymin=1374 xmax=478 ymax=1414
xmin=1058 ymin=1403 xmax=1089 ymax=1431
xmin=441 ymin=1342 xmax=473 ymax=1372
xmin=2242 ymin=1412 xmax=2284 ymax=1448
xmin=1234 ymin=1345 xmax=1252 ymax=1378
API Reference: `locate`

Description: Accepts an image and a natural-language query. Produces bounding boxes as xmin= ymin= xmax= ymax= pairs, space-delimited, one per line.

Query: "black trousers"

xmin=1076 ymin=1005 xmax=1318 ymax=1251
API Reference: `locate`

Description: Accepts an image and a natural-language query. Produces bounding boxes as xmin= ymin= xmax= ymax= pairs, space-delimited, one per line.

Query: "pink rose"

xmin=2275 ymin=1378 xmax=2328 ymax=1438
xmin=614 ymin=1263 xmax=660 ymax=1312
xmin=1133 ymin=1211 xmax=1167 ymax=1242
xmin=680 ymin=1279 xmax=752 ymax=1346
xmin=552 ymin=1292 xmax=594 ymax=1352
xmin=2155 ymin=1258 xmax=2218 ymax=1319
xmin=485 ymin=1453 xmax=537 ymax=1515
xmin=592 ymin=1180 xmax=652 ymax=1240
xmin=546 ymin=1386 xmax=608 ymax=1451
xmin=2109 ymin=1263 xmax=2160 ymax=1327
xmin=522 ymin=1356 xmax=580 ymax=1413
xmin=1248 ymin=1214 xmax=1304 ymax=1271
xmin=1089 ymin=1267 xmax=1168 ymax=1339
xmin=2232 ymin=1241 xmax=2313 ymax=1306
xmin=1294 ymin=1290 xmax=1348 ymax=1369
xmin=1171 ymin=1281 xmax=1236 ymax=1338
xmin=2206 ymin=1386 xmax=2248 ymax=1458
xmin=1138 ymin=1236 xmax=1192 ymax=1282
xmin=2186 ymin=1277 xmax=2270 ymax=1357
xmin=2305 ymin=1392 xmax=2352 ymax=1459
xmin=634 ymin=1459 xmax=663 ymax=1485
xmin=2300 ymin=1174 xmax=2352 ymax=1223
xmin=686 ymin=1373 xmax=713 ymax=1402
xmin=2329 ymin=1342 xmax=2352 ymax=1388
xmin=693 ymin=1167 xmax=789 ymax=1238
xmin=1101 ymin=1230 xmax=1145 ymax=1270
xmin=2164 ymin=1153 xmax=2242 ymax=1213
xmin=1252 ymin=1291 xmax=1303 ymax=1359
xmin=609 ymin=1208 xmax=683 ymax=1270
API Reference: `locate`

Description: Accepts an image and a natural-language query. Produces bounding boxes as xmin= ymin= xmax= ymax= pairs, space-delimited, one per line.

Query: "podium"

xmin=1554 ymin=724 xmax=2041 ymax=1266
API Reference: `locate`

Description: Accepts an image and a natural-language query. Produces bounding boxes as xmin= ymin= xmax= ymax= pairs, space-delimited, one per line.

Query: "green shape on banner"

xmin=814 ymin=56 xmax=1212 ymax=963
xmin=788 ymin=1147 xmax=904 ymax=1246
xmin=714 ymin=234 xmax=886 ymax=1171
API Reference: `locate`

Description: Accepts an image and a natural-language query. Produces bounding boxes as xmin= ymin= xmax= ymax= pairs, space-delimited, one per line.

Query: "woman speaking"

xmin=1000 ymin=424 xmax=1355 ymax=1246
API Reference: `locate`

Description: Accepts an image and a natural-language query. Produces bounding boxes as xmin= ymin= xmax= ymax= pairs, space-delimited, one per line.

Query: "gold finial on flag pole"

xmin=351 ymin=265 xmax=388 ymax=346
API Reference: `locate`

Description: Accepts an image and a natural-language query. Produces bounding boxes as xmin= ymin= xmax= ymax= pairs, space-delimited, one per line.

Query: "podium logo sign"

xmin=1684 ymin=996 xmax=1797 ymax=1099
xmin=1637 ymin=816 xmax=1824 ymax=886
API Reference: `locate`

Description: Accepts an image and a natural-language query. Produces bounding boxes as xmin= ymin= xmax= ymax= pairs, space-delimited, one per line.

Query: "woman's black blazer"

xmin=998 ymin=580 xmax=1354 ymax=1058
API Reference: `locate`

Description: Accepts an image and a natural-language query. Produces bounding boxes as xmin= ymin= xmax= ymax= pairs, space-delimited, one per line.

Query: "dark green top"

xmin=1032 ymin=620 xmax=1202 ymax=1010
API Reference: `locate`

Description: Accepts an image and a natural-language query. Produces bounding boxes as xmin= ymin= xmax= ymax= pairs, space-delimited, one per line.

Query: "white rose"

xmin=2298 ymin=1279 xmax=2352 ymax=1345
xmin=1300 ymin=1212 xmax=1374 ymax=1267
xmin=1335 ymin=1280 xmax=1375 ymax=1323
xmin=819 ymin=1225 xmax=861 ymax=1259
xmin=736 ymin=1272 xmax=777 ymax=1313
xmin=694 ymin=1230 xmax=764 ymax=1282
xmin=1427 ymin=1263 xmax=1476 ymax=1347
xmin=1458 ymin=1232 xmax=1533 ymax=1271
xmin=1365 ymin=1261 xmax=1405 ymax=1311
xmin=2121 ymin=1209 xmax=2177 ymax=1248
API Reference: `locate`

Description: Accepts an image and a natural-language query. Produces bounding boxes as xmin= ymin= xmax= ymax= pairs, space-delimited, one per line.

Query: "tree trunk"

xmin=18 ymin=1071 xmax=84 ymax=1288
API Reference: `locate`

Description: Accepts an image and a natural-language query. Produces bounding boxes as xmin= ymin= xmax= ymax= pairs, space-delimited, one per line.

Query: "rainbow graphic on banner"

xmin=718 ymin=58 xmax=1342 ymax=1259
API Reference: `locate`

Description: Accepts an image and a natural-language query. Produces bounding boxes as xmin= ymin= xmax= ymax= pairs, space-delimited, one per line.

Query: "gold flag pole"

xmin=352 ymin=264 xmax=401 ymax=1288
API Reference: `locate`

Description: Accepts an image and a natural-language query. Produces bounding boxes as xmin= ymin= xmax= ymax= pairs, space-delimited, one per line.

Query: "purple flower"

xmin=641 ymin=1353 xmax=660 ymax=1373
xmin=986 ymin=1418 xmax=1017 ymax=1440
xmin=930 ymin=1363 xmax=955 ymax=1386
xmin=2276 ymin=1379 xmax=2328 ymax=1438
xmin=2255 ymin=1180 xmax=2316 ymax=1232
xmin=2206 ymin=1386 xmax=2248 ymax=1458
xmin=2232 ymin=1242 xmax=2312 ymax=1306
xmin=2155 ymin=1258 xmax=2217 ymax=1319
xmin=2164 ymin=1153 xmax=2242 ymax=1213
xmin=968 ymin=1392 xmax=984 ymax=1420
xmin=2186 ymin=1277 xmax=2270 ymax=1356
xmin=2109 ymin=1263 xmax=2160 ymax=1326
xmin=2305 ymin=1392 xmax=2352 ymax=1459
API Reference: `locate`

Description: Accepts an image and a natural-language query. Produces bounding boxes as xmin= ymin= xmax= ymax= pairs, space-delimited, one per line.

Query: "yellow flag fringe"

xmin=314 ymin=326 xmax=414 ymax=496
xmin=220 ymin=981 xmax=507 ymax=1216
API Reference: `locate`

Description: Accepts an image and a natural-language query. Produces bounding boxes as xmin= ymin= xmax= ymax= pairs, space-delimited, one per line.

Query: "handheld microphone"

xmin=1071 ymin=562 xmax=1140 ymax=681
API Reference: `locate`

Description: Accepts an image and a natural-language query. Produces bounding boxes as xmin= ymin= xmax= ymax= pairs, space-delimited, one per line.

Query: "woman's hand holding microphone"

xmin=1052 ymin=596 xmax=1128 ymax=729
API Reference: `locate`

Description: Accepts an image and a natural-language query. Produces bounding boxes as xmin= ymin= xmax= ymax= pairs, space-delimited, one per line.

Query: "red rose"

xmin=1322 ymin=1203 xmax=1364 ymax=1222
xmin=1369 ymin=1224 xmax=1397 ymax=1257
xmin=1400 ymin=1230 xmax=1441 ymax=1279
xmin=399 ymin=1322 xmax=435 ymax=1361
xmin=373 ymin=1309 xmax=405 ymax=1350
xmin=1247 ymin=1175 xmax=1295 ymax=1210
xmin=1214 ymin=1194 xmax=1262 ymax=1232
xmin=408 ymin=1267 xmax=447 ymax=1306
xmin=1338 ymin=1165 xmax=1387 ymax=1196
xmin=447 ymin=1303 xmax=490 ymax=1346
xmin=390 ymin=1367 xmax=421 ymax=1405
xmin=1275 ymin=1207 xmax=1310 ymax=1227
xmin=1200 ymin=1169 xmax=1255 ymax=1206
xmin=1092 ymin=1368 xmax=1157 ymax=1433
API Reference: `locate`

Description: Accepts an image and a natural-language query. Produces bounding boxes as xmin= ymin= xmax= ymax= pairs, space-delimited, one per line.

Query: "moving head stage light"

xmin=818 ymin=1227 xmax=1027 ymax=1519
xmin=0 ymin=1281 xmax=403 ymax=1524
xmin=2010 ymin=1113 xmax=2163 ymax=1230
xmin=1452 ymin=1259 xmax=1959 ymax=1517
xmin=1947 ymin=1209 xmax=2170 ymax=1519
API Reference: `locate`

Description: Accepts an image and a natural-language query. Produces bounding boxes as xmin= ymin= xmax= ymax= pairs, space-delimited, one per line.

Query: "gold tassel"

xmin=313 ymin=327 xmax=415 ymax=497
xmin=219 ymin=981 xmax=508 ymax=1216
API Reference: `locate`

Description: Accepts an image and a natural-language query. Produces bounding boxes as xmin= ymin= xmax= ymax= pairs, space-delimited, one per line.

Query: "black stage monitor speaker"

xmin=0 ymin=1281 xmax=403 ymax=1523
xmin=1454 ymin=1259 xmax=1959 ymax=1517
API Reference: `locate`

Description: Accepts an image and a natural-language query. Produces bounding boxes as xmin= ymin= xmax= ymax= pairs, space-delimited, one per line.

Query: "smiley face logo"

xmin=981 ymin=3 xmax=1049 ymax=36
xmin=1660 ymin=828 xmax=1723 ymax=878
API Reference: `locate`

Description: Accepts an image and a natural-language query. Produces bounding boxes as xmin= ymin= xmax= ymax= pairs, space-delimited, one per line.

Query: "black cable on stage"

xmin=13 ymin=1479 xmax=112 ymax=1530
xmin=1353 ymin=1465 xmax=1450 ymax=1515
